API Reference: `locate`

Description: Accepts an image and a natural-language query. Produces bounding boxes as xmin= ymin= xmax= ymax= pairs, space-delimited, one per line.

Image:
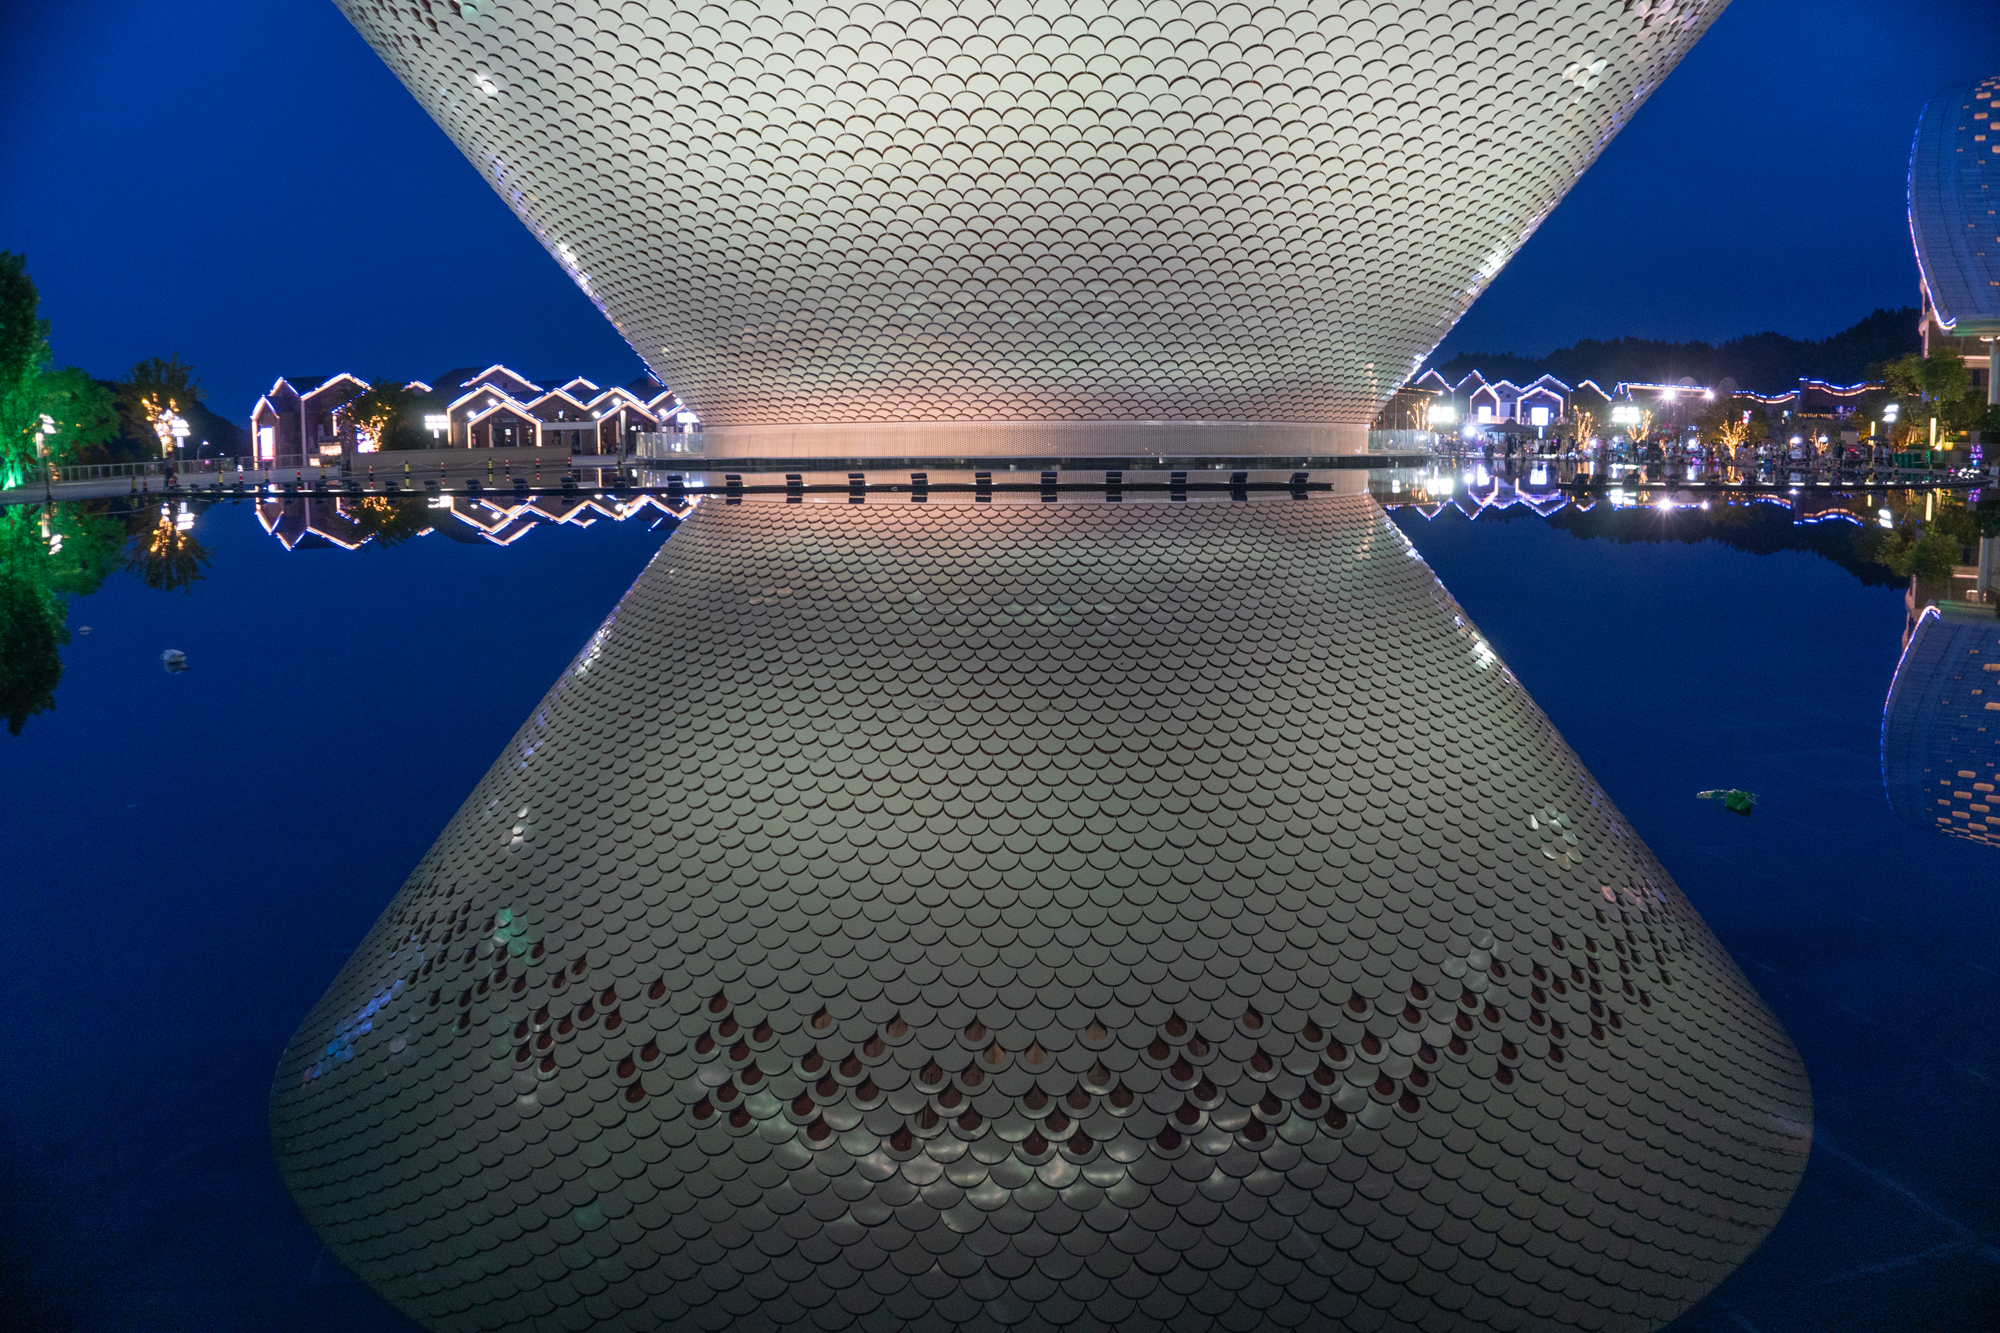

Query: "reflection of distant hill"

xmin=1433 ymin=307 xmax=1920 ymax=394
xmin=1439 ymin=499 xmax=1906 ymax=588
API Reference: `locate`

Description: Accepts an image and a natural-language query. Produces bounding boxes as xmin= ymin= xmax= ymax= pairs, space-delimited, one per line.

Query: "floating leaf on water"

xmin=1697 ymin=788 xmax=1757 ymax=816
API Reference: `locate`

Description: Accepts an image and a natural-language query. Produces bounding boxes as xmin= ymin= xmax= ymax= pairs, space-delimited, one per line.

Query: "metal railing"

xmin=20 ymin=453 xmax=328 ymax=485
xmin=634 ymin=432 xmax=707 ymax=458
xmin=634 ymin=432 xmax=1442 ymax=460
xmin=1366 ymin=429 xmax=1441 ymax=453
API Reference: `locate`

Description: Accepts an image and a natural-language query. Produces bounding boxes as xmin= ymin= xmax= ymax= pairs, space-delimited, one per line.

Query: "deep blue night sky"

xmin=1 ymin=0 xmax=1997 ymax=420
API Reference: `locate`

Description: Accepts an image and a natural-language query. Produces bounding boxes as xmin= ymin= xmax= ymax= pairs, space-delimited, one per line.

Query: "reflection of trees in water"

xmin=124 ymin=503 xmax=212 ymax=592
xmin=1517 ymin=500 xmax=1911 ymax=588
xmin=344 ymin=497 xmax=431 ymax=547
xmin=0 ymin=499 xmax=209 ymax=734
xmin=0 ymin=564 xmax=63 ymax=735
xmin=0 ymin=504 xmax=124 ymax=734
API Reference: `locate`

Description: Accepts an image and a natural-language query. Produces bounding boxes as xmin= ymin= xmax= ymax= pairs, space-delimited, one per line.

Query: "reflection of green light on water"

xmin=0 ymin=499 xmax=203 ymax=735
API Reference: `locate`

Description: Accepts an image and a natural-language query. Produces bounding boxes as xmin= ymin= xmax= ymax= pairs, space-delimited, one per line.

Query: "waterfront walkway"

xmin=0 ymin=447 xmax=625 ymax=507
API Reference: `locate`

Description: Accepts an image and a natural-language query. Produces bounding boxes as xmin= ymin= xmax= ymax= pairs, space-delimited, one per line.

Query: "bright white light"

xmin=424 ymin=415 xmax=450 ymax=431
xmin=1430 ymin=403 xmax=1457 ymax=423
xmin=1878 ymin=508 xmax=1894 ymax=528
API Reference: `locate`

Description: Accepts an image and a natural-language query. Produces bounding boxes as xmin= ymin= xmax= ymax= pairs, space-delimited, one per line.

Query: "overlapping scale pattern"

xmin=1882 ymin=607 xmax=2000 ymax=847
xmin=273 ymin=496 xmax=1810 ymax=1333
xmin=333 ymin=0 xmax=1725 ymax=426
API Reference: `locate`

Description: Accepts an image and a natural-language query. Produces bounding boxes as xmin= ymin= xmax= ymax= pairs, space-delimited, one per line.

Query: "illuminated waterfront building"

xmin=249 ymin=374 xmax=372 ymax=463
xmin=251 ymin=367 xmax=683 ymax=460
xmin=274 ymin=4 xmax=1811 ymax=1332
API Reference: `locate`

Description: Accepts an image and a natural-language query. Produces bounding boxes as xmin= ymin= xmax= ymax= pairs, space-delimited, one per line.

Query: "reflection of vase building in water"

xmin=1884 ymin=604 xmax=2000 ymax=848
xmin=273 ymin=4 xmax=1811 ymax=1332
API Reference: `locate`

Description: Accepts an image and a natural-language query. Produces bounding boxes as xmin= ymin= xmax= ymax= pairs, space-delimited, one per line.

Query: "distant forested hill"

xmin=1433 ymin=307 xmax=1920 ymax=393
xmin=80 ymin=378 xmax=246 ymax=464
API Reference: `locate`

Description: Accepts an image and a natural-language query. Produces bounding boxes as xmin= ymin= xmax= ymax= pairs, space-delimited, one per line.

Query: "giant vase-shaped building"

xmin=272 ymin=4 xmax=1811 ymax=1331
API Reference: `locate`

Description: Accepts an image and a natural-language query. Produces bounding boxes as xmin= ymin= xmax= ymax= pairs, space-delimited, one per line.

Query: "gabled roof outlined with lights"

xmin=455 ymin=365 xmax=542 ymax=398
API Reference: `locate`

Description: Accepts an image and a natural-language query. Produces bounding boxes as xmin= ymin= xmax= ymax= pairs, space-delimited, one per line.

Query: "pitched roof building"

xmin=250 ymin=367 xmax=685 ymax=459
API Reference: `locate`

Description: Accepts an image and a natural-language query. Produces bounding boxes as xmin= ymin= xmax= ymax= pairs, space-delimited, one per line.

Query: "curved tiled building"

xmin=273 ymin=495 xmax=1811 ymax=1333
xmin=1883 ymin=604 xmax=2000 ymax=847
xmin=1910 ymin=74 xmax=2000 ymax=344
xmin=332 ymin=0 xmax=1729 ymax=452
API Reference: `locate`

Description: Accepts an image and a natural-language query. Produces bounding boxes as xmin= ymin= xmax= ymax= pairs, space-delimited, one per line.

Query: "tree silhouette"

xmin=119 ymin=355 xmax=202 ymax=460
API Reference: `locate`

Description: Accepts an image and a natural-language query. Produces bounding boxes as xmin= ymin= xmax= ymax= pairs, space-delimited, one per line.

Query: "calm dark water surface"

xmin=0 ymin=498 xmax=1994 ymax=1333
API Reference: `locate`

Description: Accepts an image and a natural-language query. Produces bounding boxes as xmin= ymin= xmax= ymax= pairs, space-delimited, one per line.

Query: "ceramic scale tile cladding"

xmin=273 ymin=496 xmax=1811 ymax=1333
xmin=1882 ymin=606 xmax=2000 ymax=848
xmin=332 ymin=0 xmax=1727 ymax=427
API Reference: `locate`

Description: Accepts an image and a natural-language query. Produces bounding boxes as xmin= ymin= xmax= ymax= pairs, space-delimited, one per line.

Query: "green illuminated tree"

xmin=0 ymin=256 xmax=141 ymax=479
xmin=0 ymin=253 xmax=53 ymax=486
xmin=35 ymin=367 xmax=119 ymax=463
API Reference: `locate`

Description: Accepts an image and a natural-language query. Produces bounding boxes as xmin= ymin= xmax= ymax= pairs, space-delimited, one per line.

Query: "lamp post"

xmin=1428 ymin=400 xmax=1456 ymax=454
xmin=34 ymin=412 xmax=57 ymax=501
xmin=168 ymin=413 xmax=190 ymax=482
